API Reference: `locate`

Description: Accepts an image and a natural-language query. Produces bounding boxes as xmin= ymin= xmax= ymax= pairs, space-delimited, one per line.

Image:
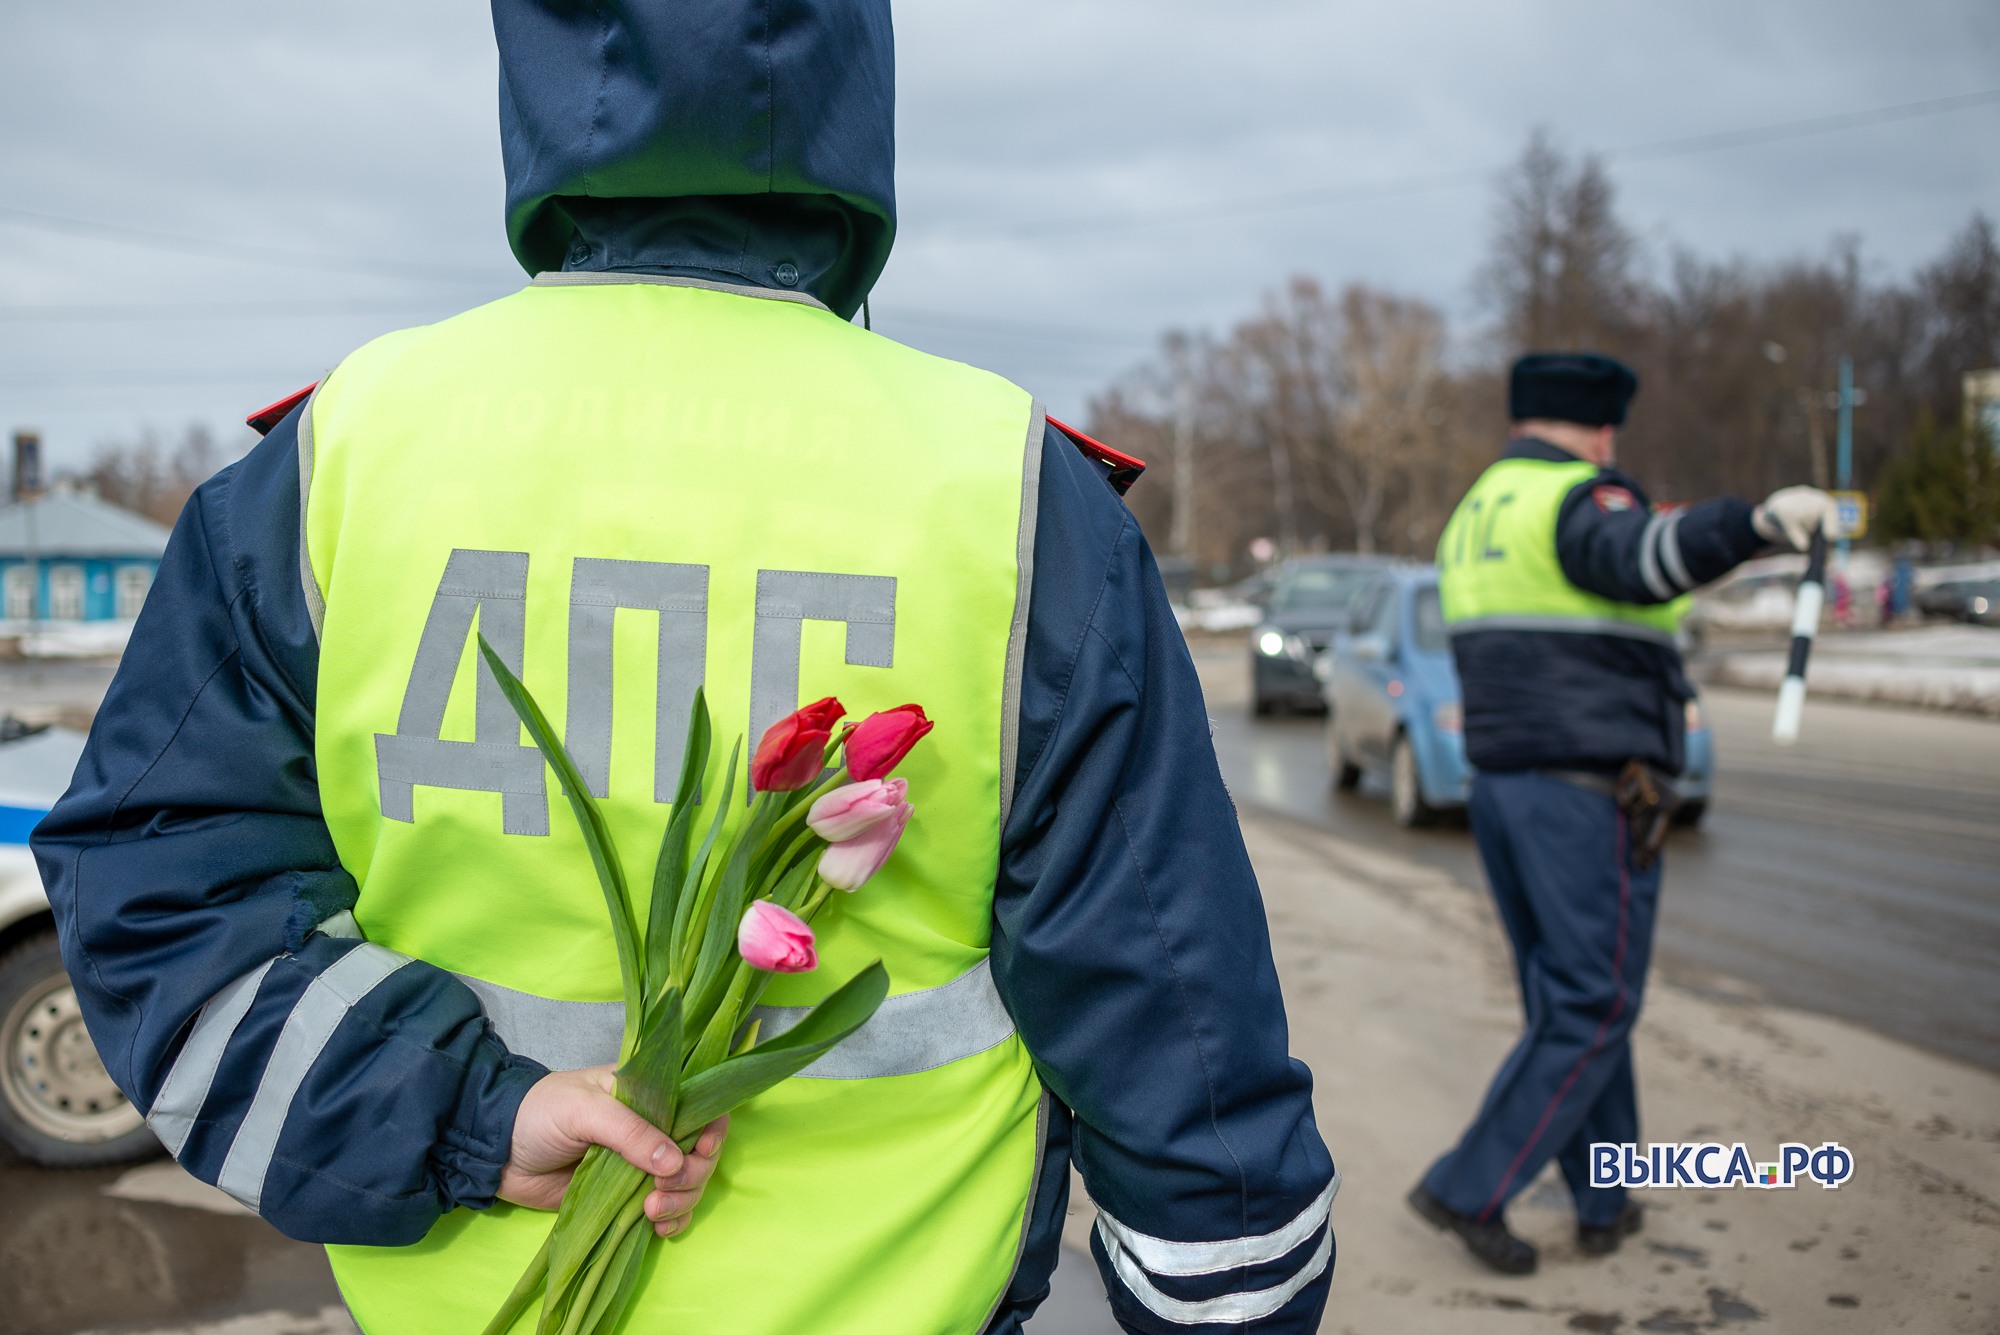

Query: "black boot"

xmin=1407 ymin=1183 xmax=1538 ymax=1275
xmin=1577 ymin=1201 xmax=1645 ymax=1256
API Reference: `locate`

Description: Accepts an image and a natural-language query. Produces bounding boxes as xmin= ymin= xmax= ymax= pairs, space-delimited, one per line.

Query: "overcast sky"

xmin=2 ymin=0 xmax=1996 ymax=469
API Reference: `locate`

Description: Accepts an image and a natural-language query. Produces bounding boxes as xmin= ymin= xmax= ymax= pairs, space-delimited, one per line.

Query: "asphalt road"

xmin=1200 ymin=645 xmax=2000 ymax=1074
xmin=5 ymin=648 xmax=1994 ymax=1333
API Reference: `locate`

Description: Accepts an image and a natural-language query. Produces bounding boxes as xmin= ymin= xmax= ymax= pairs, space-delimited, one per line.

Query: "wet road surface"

xmin=7 ymin=650 xmax=1994 ymax=1332
xmin=0 ymin=1146 xmax=1125 ymax=1334
xmin=1201 ymin=646 xmax=2000 ymax=1073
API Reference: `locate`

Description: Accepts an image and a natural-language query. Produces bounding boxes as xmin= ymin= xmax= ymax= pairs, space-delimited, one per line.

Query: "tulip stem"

xmin=797 ymin=874 xmax=835 ymax=923
xmin=479 ymin=1233 xmax=551 ymax=1335
xmin=755 ymin=765 xmax=848 ymax=866
xmin=556 ymin=1193 xmax=647 ymax=1335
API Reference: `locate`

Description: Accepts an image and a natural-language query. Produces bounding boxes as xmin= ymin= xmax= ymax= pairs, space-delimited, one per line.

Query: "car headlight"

xmin=1684 ymin=698 xmax=1705 ymax=732
xmin=1433 ymin=701 xmax=1462 ymax=733
xmin=1257 ymin=630 xmax=1285 ymax=657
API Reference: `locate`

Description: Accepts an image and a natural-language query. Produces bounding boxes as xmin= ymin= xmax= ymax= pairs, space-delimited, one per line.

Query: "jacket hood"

xmin=492 ymin=0 xmax=896 ymax=319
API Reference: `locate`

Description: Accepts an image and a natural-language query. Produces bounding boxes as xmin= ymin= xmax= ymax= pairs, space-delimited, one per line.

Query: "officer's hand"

xmin=1752 ymin=485 xmax=1840 ymax=551
xmin=645 ymin=1114 xmax=728 ymax=1238
xmin=499 ymin=1066 xmax=729 ymax=1234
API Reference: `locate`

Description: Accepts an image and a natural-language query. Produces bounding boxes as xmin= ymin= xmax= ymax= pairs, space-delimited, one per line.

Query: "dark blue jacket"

xmin=33 ymin=5 xmax=1333 ymax=1331
xmin=1453 ymin=437 xmax=1764 ymax=774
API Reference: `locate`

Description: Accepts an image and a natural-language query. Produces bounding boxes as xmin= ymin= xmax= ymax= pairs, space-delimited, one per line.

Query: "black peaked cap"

xmin=1509 ymin=353 xmax=1639 ymax=427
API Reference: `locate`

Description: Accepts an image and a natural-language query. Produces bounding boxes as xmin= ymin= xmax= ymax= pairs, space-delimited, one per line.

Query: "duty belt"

xmin=1539 ymin=761 xmax=1682 ymax=871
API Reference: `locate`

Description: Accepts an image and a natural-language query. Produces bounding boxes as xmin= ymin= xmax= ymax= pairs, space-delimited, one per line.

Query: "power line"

xmin=0 ymin=294 xmax=1152 ymax=347
xmin=0 ymin=369 xmax=320 ymax=390
xmin=877 ymin=307 xmax=1151 ymax=347
xmin=983 ymin=86 xmax=2000 ymax=239
xmin=0 ymin=205 xmax=509 ymax=283
xmin=0 ymin=296 xmax=494 ymax=322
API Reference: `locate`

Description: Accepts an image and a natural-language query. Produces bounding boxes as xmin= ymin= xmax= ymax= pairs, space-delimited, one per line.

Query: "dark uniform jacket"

xmin=1454 ymin=438 xmax=1764 ymax=775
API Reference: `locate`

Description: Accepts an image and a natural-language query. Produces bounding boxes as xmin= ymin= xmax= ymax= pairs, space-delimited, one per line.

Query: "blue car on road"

xmin=1317 ymin=567 xmax=1713 ymax=828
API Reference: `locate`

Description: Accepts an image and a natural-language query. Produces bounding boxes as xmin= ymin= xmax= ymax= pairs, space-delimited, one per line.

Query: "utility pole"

xmin=1170 ymin=378 xmax=1195 ymax=559
xmin=12 ymin=431 xmax=44 ymax=633
xmin=1835 ymin=356 xmax=1854 ymax=569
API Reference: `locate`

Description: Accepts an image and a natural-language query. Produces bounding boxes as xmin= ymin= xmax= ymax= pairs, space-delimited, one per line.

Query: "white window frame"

xmin=115 ymin=564 xmax=153 ymax=619
xmin=47 ymin=564 xmax=86 ymax=620
xmin=2 ymin=565 xmax=34 ymax=621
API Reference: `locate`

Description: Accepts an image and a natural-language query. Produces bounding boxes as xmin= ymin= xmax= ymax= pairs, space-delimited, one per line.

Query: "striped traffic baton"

xmin=1771 ymin=526 xmax=1828 ymax=745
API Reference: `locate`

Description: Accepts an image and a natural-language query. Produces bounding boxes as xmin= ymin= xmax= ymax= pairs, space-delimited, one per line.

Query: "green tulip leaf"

xmin=672 ymin=740 xmax=740 ymax=980
xmin=646 ymin=690 xmax=710 ymax=1000
xmin=671 ymin=960 xmax=888 ymax=1139
xmin=615 ymin=987 xmax=682 ymax=1132
xmin=477 ymin=636 xmax=643 ymax=1059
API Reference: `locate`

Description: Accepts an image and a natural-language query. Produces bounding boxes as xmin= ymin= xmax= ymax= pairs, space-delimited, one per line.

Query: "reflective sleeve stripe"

xmin=1657 ymin=510 xmax=1693 ymax=592
xmin=1638 ymin=512 xmax=1675 ymax=601
xmin=147 ymin=960 xmax=277 ymax=1160
xmin=315 ymin=909 xmax=362 ymax=939
xmin=1445 ymin=614 xmax=1678 ymax=646
xmin=215 ymin=944 xmax=412 ymax=1213
xmin=452 ymin=957 xmax=1015 ymax=1078
xmin=1094 ymin=1172 xmax=1339 ymax=1276
xmin=1097 ymin=1206 xmax=1334 ymax=1325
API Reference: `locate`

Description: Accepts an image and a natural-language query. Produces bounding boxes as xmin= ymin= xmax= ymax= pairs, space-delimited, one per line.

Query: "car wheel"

xmin=1390 ymin=734 xmax=1439 ymax=828
xmin=1673 ymin=800 xmax=1707 ymax=829
xmin=0 ymin=930 xmax=158 ymax=1167
xmin=1330 ymin=738 xmax=1362 ymax=790
xmin=1251 ymin=690 xmax=1277 ymax=717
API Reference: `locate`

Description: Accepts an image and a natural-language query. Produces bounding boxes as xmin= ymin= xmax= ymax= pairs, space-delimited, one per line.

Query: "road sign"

xmin=1831 ymin=490 xmax=1868 ymax=540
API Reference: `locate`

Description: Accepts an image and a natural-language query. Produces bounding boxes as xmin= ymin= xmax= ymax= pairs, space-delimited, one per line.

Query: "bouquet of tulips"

xmin=474 ymin=637 xmax=932 ymax=1335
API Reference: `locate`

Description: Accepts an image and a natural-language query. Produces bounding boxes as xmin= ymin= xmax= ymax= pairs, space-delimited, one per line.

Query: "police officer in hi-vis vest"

xmin=34 ymin=4 xmax=1335 ymax=1332
xmin=1407 ymin=353 xmax=1836 ymax=1274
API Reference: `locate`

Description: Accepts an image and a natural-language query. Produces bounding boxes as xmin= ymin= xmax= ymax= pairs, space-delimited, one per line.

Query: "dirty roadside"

xmin=1189 ymin=810 xmax=2000 ymax=1332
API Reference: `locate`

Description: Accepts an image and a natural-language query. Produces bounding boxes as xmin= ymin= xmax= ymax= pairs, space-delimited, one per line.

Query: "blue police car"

xmin=0 ymin=723 xmax=156 ymax=1165
xmin=1317 ymin=567 xmax=1714 ymax=828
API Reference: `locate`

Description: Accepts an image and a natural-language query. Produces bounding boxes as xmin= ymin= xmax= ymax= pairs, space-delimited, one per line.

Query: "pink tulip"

xmin=737 ymin=901 xmax=818 ymax=973
xmin=807 ymin=778 xmax=909 ymax=842
xmin=817 ymin=796 xmax=913 ymax=891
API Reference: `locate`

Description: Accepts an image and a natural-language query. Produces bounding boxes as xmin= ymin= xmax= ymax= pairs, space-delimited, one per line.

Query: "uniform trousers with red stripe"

xmin=1422 ymin=770 xmax=1662 ymax=1229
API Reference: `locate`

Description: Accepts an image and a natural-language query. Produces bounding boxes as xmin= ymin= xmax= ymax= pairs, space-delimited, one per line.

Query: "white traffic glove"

xmin=1752 ymin=486 xmax=1840 ymax=551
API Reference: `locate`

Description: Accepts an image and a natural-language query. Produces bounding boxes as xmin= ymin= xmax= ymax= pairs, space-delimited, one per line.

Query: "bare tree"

xmin=74 ymin=425 xmax=224 ymax=526
xmin=1478 ymin=130 xmax=1641 ymax=354
xmin=1330 ymin=285 xmax=1456 ymax=554
xmin=1081 ymin=140 xmax=2000 ymax=574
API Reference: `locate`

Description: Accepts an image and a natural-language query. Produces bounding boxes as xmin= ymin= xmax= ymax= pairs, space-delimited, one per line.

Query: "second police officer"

xmin=1409 ymin=353 xmax=1838 ymax=1274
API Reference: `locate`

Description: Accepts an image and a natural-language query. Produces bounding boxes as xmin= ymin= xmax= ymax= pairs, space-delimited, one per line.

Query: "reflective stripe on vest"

xmin=303 ymin=274 xmax=1046 ymax=1335
xmin=1436 ymin=455 xmax=1686 ymax=636
xmin=453 ymin=957 xmax=1015 ymax=1078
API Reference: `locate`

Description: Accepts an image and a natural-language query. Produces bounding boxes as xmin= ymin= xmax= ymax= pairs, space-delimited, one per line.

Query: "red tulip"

xmin=845 ymin=705 xmax=934 ymax=781
xmin=752 ymin=697 xmax=846 ymax=791
xmin=736 ymin=901 xmax=817 ymax=973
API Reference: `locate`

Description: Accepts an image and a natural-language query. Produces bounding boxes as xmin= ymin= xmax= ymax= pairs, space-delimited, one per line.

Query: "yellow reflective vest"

xmin=302 ymin=274 xmax=1046 ymax=1334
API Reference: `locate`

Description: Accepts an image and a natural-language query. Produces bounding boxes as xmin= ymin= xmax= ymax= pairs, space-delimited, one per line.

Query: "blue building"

xmin=0 ymin=491 xmax=172 ymax=624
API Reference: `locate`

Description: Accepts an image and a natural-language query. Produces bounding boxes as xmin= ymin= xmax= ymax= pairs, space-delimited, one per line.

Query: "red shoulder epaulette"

xmin=246 ymin=382 xmax=319 ymax=437
xmin=1046 ymin=415 xmax=1146 ymax=495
